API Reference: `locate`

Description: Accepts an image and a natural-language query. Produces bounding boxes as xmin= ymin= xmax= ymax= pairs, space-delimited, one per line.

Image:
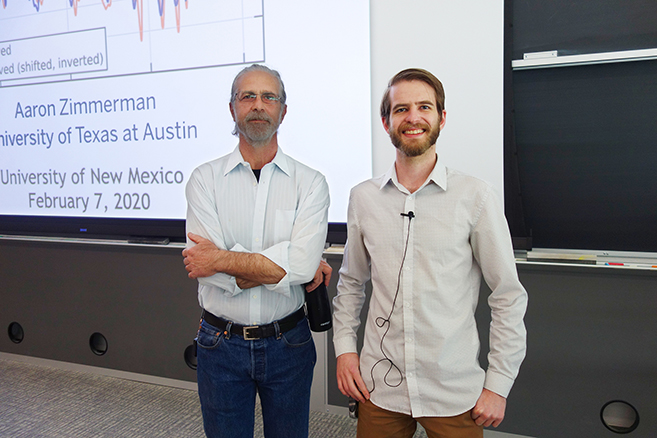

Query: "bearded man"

xmin=182 ymin=64 xmax=331 ymax=438
xmin=332 ymin=68 xmax=528 ymax=438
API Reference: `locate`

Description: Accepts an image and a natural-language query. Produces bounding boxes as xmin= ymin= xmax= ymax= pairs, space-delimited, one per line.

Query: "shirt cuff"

xmin=259 ymin=242 xmax=291 ymax=297
xmin=483 ymin=369 xmax=515 ymax=399
xmin=198 ymin=273 xmax=242 ymax=297
xmin=333 ymin=335 xmax=359 ymax=358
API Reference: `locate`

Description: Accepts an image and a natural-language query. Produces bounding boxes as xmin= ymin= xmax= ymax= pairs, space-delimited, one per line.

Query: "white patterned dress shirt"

xmin=332 ymin=155 xmax=527 ymax=417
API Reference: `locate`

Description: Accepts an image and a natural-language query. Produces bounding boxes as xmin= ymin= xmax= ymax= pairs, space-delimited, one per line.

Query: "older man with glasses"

xmin=182 ymin=64 xmax=331 ymax=438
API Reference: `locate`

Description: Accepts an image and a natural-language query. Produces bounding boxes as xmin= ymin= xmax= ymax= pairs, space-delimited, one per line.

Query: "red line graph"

xmin=132 ymin=0 xmax=144 ymax=41
xmin=174 ymin=0 xmax=189 ymax=33
xmin=156 ymin=0 xmax=188 ymax=34
xmin=9 ymin=0 xmax=191 ymax=41
xmin=68 ymin=0 xmax=79 ymax=15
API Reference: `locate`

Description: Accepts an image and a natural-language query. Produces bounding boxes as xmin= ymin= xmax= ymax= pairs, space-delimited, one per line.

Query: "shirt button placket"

xmin=402 ymin=194 xmax=419 ymax=404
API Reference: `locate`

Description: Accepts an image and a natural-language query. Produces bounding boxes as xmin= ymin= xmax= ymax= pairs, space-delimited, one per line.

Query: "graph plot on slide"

xmin=0 ymin=0 xmax=265 ymax=86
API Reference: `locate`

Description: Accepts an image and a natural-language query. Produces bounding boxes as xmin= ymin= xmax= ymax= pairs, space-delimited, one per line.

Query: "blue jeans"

xmin=196 ymin=315 xmax=316 ymax=438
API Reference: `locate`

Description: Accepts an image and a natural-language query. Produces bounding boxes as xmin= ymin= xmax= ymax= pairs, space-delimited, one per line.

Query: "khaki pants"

xmin=357 ymin=400 xmax=484 ymax=438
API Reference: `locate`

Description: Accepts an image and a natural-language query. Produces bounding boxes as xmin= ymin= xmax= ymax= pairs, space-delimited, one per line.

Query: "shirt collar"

xmin=380 ymin=153 xmax=448 ymax=192
xmin=223 ymin=145 xmax=291 ymax=177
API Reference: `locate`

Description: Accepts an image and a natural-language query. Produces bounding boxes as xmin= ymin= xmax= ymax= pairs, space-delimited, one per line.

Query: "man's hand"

xmin=182 ymin=233 xmax=222 ymax=279
xmin=336 ymin=352 xmax=370 ymax=403
xmin=471 ymin=388 xmax=506 ymax=428
xmin=305 ymin=259 xmax=332 ymax=292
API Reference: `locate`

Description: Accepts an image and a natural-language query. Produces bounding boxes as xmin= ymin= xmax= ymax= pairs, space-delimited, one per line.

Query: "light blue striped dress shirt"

xmin=185 ymin=146 xmax=330 ymax=325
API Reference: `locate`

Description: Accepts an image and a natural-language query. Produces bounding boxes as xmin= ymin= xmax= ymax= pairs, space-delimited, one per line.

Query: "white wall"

xmin=369 ymin=1 xmax=504 ymax=199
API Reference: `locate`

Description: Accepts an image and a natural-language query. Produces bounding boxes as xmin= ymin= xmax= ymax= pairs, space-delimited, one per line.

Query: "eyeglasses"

xmin=235 ymin=92 xmax=282 ymax=105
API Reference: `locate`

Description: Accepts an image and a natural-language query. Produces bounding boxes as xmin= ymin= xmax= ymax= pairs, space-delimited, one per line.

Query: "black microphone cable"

xmin=368 ymin=211 xmax=415 ymax=394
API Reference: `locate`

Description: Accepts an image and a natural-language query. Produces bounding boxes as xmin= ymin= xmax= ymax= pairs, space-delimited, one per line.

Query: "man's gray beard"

xmin=235 ymin=111 xmax=282 ymax=147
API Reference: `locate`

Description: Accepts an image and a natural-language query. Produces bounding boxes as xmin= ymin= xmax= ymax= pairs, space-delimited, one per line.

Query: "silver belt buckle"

xmin=242 ymin=326 xmax=259 ymax=340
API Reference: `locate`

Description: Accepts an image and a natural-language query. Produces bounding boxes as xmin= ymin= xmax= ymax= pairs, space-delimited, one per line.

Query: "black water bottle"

xmin=305 ymin=282 xmax=333 ymax=332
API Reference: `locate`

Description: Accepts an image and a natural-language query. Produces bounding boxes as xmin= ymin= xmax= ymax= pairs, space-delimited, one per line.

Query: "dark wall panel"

xmin=0 ymin=239 xmax=200 ymax=382
xmin=504 ymin=264 xmax=657 ymax=437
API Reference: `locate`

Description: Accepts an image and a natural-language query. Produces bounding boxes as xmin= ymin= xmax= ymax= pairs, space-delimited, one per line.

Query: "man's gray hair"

xmin=230 ymin=64 xmax=287 ymax=105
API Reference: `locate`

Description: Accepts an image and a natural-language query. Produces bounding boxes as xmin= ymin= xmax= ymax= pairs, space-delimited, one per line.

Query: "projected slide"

xmin=0 ymin=0 xmax=264 ymax=84
xmin=0 ymin=0 xmax=372 ymax=223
